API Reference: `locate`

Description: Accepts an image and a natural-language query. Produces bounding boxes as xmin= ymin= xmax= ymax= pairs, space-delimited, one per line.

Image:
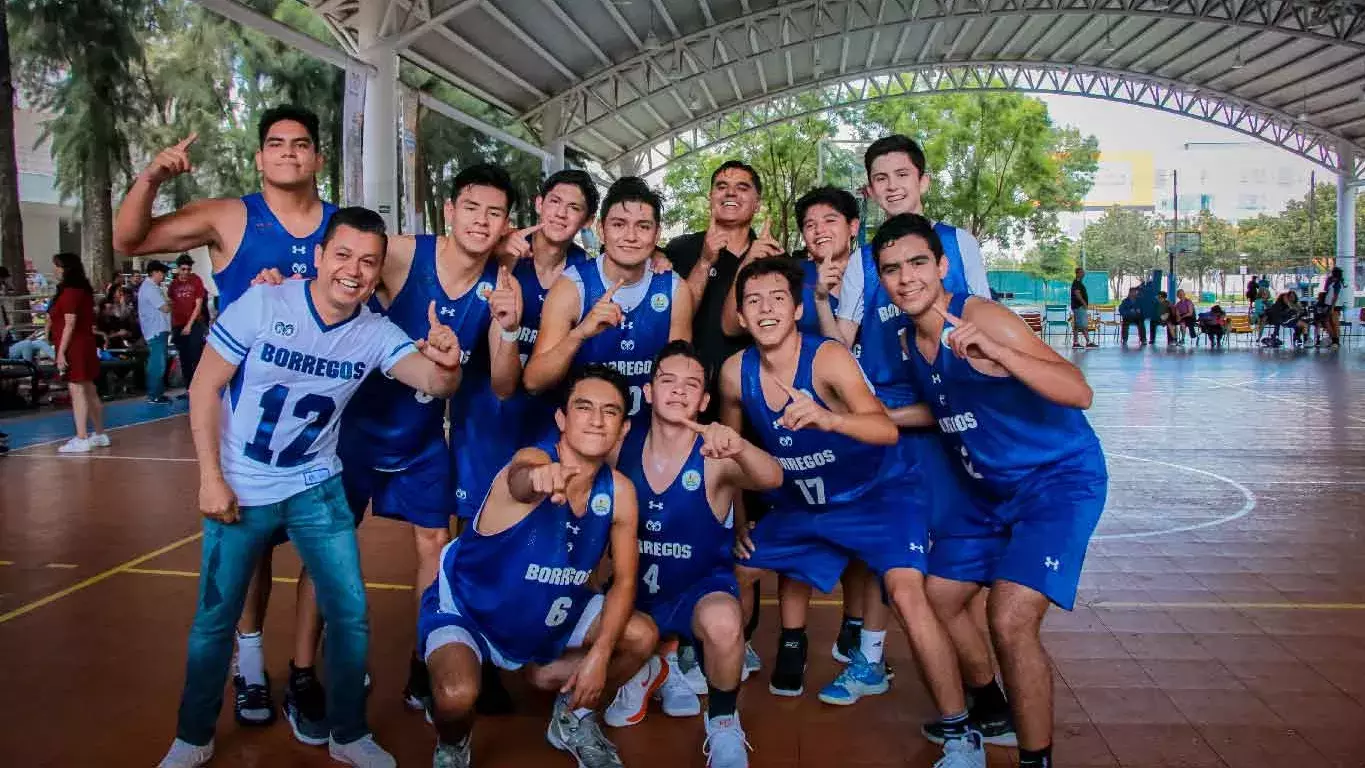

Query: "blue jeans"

xmin=146 ymin=331 xmax=168 ymax=398
xmin=174 ymin=476 xmax=371 ymax=746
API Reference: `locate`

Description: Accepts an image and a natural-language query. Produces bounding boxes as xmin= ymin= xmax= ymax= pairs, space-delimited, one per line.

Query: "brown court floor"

xmin=2 ymin=347 xmax=1364 ymax=767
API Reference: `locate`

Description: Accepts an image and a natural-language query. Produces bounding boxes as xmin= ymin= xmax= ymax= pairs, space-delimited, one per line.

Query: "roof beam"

xmin=385 ymin=0 xmax=478 ymax=52
xmin=539 ymin=0 xmax=611 ymax=66
xmin=197 ymin=0 xmax=373 ymax=72
xmin=651 ymin=0 xmax=680 ymax=38
xmin=970 ymin=17 xmax=1002 ymax=61
xmin=598 ymin=0 xmax=643 ymax=49
xmin=1251 ymin=50 xmax=1347 ymax=102
xmin=429 ymin=24 xmax=546 ymax=99
xmin=400 ymin=49 xmax=514 ymax=114
xmin=697 ymin=0 xmax=715 ymax=25
xmin=481 ymin=3 xmax=577 ymax=81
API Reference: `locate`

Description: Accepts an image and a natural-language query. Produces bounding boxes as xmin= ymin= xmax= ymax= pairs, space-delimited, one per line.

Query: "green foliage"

xmin=857 ymin=92 xmax=1099 ymax=248
xmin=1021 ymin=237 xmax=1076 ymax=283
xmin=1077 ymin=206 xmax=1161 ymax=295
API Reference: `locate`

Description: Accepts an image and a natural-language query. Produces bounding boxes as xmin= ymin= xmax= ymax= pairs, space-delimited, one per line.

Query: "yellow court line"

xmin=0 ymin=533 xmax=204 ymax=625
xmin=0 ymin=560 xmax=13 ymax=566
xmin=42 ymin=563 xmax=78 ymax=569
xmin=1090 ymin=601 xmax=1365 ymax=610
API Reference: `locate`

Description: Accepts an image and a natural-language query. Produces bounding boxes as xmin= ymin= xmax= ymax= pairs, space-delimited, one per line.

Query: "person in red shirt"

xmin=168 ymin=253 xmax=209 ymax=388
xmin=50 ymin=252 xmax=108 ymax=453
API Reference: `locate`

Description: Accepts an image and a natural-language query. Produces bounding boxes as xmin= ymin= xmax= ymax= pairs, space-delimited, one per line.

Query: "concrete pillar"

xmin=362 ymin=45 xmax=399 ymax=231
xmin=616 ymin=151 xmax=642 ymax=178
xmin=540 ymin=98 xmax=567 ymax=177
xmin=399 ymin=85 xmax=421 ymax=234
xmin=1337 ymin=143 xmax=1357 ymax=310
xmin=341 ymin=67 xmax=367 ymax=207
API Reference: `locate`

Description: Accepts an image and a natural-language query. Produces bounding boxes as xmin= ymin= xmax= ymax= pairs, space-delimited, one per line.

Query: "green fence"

xmin=986 ymin=270 xmax=1110 ymax=305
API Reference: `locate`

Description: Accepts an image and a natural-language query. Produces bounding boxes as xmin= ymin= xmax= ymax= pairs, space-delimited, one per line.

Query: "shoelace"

xmin=240 ymin=683 xmax=270 ymax=710
xmin=292 ymin=675 xmax=326 ymax=721
xmin=702 ymin=725 xmax=753 ymax=759
xmin=567 ymin=715 xmax=621 ymax=767
xmin=339 ymin=736 xmax=390 ymax=763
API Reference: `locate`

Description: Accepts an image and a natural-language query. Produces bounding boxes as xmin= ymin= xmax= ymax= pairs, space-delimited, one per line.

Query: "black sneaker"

xmin=283 ymin=663 xmax=329 ymax=746
xmin=832 ymin=620 xmax=861 ymax=663
xmin=233 ymin=673 xmax=276 ymax=726
xmin=403 ymin=655 xmax=432 ymax=712
xmin=474 ymin=659 xmax=515 ymax=715
xmin=921 ymin=708 xmax=1017 ymax=747
xmin=769 ymin=634 xmax=807 ymax=697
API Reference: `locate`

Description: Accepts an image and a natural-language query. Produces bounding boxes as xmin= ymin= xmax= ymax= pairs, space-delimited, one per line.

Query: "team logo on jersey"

xmin=941 ymin=323 xmax=955 ymax=347
xmin=290 ymin=245 xmax=308 ymax=256
xmin=475 ymin=281 xmax=494 ymax=301
xmin=939 ymin=394 xmax=947 ymax=405
xmin=415 ymin=391 xmax=434 ymax=404
xmin=291 ymin=261 xmax=309 ymax=275
xmin=590 ymin=492 xmax=611 ymax=517
xmin=931 ymin=374 xmax=942 ymax=385
xmin=779 ymin=435 xmax=793 ymax=447
xmin=438 ymin=306 xmax=458 ymax=318
xmin=620 ymin=339 xmax=635 ymax=352
xmin=681 ymin=469 xmax=701 ymax=492
xmin=272 ymin=321 xmax=297 ymax=338
xmin=650 ymin=292 xmax=670 ymax=313
xmin=455 ymin=487 xmax=468 ymax=500
xmin=645 ymin=519 xmax=663 ymax=532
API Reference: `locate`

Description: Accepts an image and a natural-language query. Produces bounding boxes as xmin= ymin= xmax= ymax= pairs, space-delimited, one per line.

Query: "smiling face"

xmin=867 ymin=151 xmax=930 ymax=217
xmin=709 ymin=167 xmax=760 ymax=227
xmin=876 ymin=234 xmax=947 ymax=319
xmin=255 ymin=119 xmax=322 ymax=190
xmin=445 ymin=184 xmax=511 ymax=258
xmin=801 ymin=202 xmax=858 ymax=264
xmin=535 ymin=182 xmax=592 ymax=246
xmin=556 ymin=377 xmax=629 ymax=460
xmin=738 ymin=272 xmax=802 ymax=348
xmin=645 ymin=353 xmax=709 ymax=425
xmin=313 ymin=224 xmax=384 ymax=312
xmin=600 ymin=200 xmax=659 ymax=270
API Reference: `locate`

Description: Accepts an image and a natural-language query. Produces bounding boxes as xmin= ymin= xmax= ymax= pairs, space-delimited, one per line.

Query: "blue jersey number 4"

xmin=244 ymin=383 xmax=336 ymax=467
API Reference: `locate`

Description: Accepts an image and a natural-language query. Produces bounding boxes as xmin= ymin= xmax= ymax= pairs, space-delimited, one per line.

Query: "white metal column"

xmin=1338 ymin=144 xmax=1357 ymax=311
xmin=362 ymin=45 xmax=399 ymax=231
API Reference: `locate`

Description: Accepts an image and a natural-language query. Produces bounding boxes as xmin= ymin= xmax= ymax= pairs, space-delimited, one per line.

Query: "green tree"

xmin=859 ymin=92 xmax=1099 ymax=248
xmin=1078 ymin=206 xmax=1161 ymax=297
xmin=1021 ymin=237 xmax=1075 ymax=283
xmin=0 ymin=2 xmax=25 ymax=288
xmin=11 ymin=0 xmax=151 ymax=286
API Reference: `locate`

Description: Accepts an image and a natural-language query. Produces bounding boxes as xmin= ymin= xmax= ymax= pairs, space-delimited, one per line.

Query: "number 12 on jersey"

xmin=795 ymin=476 xmax=826 ymax=505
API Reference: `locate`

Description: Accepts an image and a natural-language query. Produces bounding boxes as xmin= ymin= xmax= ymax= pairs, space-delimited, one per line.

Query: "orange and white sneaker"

xmin=603 ymin=655 xmax=668 ymax=727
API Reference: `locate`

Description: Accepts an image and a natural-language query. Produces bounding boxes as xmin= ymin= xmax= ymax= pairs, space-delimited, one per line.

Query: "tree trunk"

xmin=82 ymin=153 xmax=115 ymax=289
xmin=0 ymin=2 xmax=26 ymax=295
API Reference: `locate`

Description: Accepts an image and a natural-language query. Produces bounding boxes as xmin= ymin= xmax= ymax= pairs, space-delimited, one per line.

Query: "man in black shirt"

xmin=1070 ymin=267 xmax=1097 ymax=348
xmin=664 ymin=160 xmax=782 ymax=382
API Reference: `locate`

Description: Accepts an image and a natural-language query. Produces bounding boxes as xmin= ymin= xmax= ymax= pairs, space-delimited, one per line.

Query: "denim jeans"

xmin=174 ymin=476 xmax=371 ymax=746
xmin=146 ymin=331 xmax=169 ymax=398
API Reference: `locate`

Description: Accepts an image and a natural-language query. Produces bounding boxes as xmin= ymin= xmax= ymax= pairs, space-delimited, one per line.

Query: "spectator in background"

xmin=137 ymin=260 xmax=171 ymax=404
xmin=1246 ymin=274 xmax=1259 ymax=308
xmin=1205 ymin=305 xmax=1228 ymax=347
xmin=1252 ymin=287 xmax=1271 ymax=339
xmin=95 ymin=295 xmax=139 ymax=351
xmin=1070 ymin=266 xmax=1097 ymax=349
xmin=168 ymin=254 xmax=208 ymax=389
xmin=50 ymin=253 xmax=108 ymax=453
xmin=1322 ymin=267 xmax=1344 ymax=348
xmin=1173 ymin=289 xmax=1196 ymax=345
xmin=1152 ymin=290 xmax=1174 ymax=346
xmin=1119 ymin=286 xmax=1147 ymax=345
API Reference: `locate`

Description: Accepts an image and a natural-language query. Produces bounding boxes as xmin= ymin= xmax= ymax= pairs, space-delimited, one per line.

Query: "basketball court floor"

xmin=2 ymin=346 xmax=1363 ymax=767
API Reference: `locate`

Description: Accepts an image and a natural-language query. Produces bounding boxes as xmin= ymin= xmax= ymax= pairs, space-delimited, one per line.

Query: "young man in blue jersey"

xmin=114 ymin=107 xmax=342 ymax=727
xmin=159 ymin=207 xmax=465 ymax=768
xmin=603 ymin=340 xmax=781 ymax=767
xmin=332 ymin=163 xmax=523 ymax=720
xmin=720 ymin=257 xmax=986 ymax=768
xmin=796 ymin=186 xmax=854 ymax=340
xmin=874 ymin=213 xmax=1108 ymax=768
xmin=421 ymin=364 xmax=658 ymax=768
xmin=525 ymin=177 xmax=694 ymax=436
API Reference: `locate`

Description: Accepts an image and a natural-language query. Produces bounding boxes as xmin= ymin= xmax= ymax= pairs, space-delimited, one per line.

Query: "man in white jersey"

xmin=158 ymin=207 xmax=464 ymax=768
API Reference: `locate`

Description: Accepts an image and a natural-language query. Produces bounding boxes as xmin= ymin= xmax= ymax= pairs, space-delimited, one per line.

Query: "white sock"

xmin=860 ymin=629 xmax=886 ymax=664
xmin=236 ymin=631 xmax=266 ymax=685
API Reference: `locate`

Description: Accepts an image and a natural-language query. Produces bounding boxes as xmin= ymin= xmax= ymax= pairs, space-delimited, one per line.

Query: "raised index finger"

xmin=773 ymin=377 xmax=802 ymax=400
xmin=928 ymin=302 xmax=962 ymax=327
xmin=427 ymin=300 xmax=440 ymax=327
xmin=679 ymin=417 xmax=706 ymax=434
xmin=178 ymin=132 xmax=199 ymax=150
xmin=601 ymin=278 xmax=626 ymax=302
xmin=517 ymin=222 xmax=545 ymax=238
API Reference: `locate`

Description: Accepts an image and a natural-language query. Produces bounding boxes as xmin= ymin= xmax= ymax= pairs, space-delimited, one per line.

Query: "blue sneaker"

xmin=817 ymin=650 xmax=889 ymax=705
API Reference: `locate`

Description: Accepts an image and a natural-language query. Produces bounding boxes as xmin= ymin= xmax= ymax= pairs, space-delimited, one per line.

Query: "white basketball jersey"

xmin=207 ymin=281 xmax=417 ymax=505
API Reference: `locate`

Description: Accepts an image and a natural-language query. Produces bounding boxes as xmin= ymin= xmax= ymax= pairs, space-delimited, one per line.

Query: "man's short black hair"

xmin=863 ymin=134 xmax=927 ymax=177
xmin=258 ymin=105 xmax=321 ymax=149
xmin=795 ymin=186 xmax=859 ymax=228
xmin=870 ymin=213 xmax=944 ymax=266
xmin=652 ymin=339 xmax=709 ymax=383
xmin=175 ymin=254 xmax=194 ymax=267
xmin=146 ymin=260 xmax=169 ymax=276
xmin=710 ymin=159 xmax=762 ymax=196
xmin=321 ymin=206 xmax=389 ymax=254
xmin=736 ymin=257 xmax=806 ymax=309
xmin=540 ymin=169 xmax=600 ymax=220
xmin=450 ymin=163 xmax=519 ymax=213
xmin=600 ymin=176 xmax=662 ymax=224
xmin=564 ymin=363 xmax=631 ymax=411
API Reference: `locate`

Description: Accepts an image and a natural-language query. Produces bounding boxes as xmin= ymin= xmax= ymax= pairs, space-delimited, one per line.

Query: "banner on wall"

xmin=342 ymin=67 xmax=366 ymax=208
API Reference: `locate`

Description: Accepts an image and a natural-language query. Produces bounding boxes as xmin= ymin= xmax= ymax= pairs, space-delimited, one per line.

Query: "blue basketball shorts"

xmin=927 ymin=449 xmax=1108 ymax=610
xmin=744 ymin=483 xmax=930 ymax=593
xmin=638 ymin=570 xmax=739 ymax=642
xmin=341 ymin=441 xmax=454 ymax=530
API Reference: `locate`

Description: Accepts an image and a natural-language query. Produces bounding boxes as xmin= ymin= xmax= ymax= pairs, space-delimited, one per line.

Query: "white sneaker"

xmin=329 ymin=735 xmax=396 ymax=768
xmin=604 ymin=655 xmax=666 ymax=727
xmin=88 ymin=432 xmax=110 ymax=448
xmin=658 ymin=652 xmax=702 ymax=717
xmin=675 ymin=648 xmax=709 ymax=695
xmin=704 ymin=714 xmax=752 ymax=767
xmin=933 ymin=732 xmax=986 ymax=768
xmin=741 ymin=642 xmax=760 ymax=682
xmin=158 ymin=739 xmax=214 ymax=768
xmin=57 ymin=436 xmax=91 ymax=454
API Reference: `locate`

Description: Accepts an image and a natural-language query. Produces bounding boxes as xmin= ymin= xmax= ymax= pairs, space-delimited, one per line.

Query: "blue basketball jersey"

xmin=572 ymin=261 xmax=676 ymax=431
xmin=616 ymin=429 xmax=733 ymax=609
xmin=341 ymin=235 xmax=496 ymax=470
xmin=740 ymin=334 xmax=902 ymax=510
xmin=440 ymin=442 xmax=616 ymax=664
xmin=797 ymin=258 xmax=839 ymax=338
xmin=207 ymin=281 xmax=416 ymax=506
xmin=452 ymin=245 xmax=592 ymax=514
xmin=215 ymin=193 xmax=337 ymax=308
xmin=905 ymin=292 xmax=1103 ymax=499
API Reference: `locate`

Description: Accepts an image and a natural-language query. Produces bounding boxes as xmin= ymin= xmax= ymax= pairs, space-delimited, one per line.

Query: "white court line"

xmin=1093 ymin=452 xmax=1257 ymax=540
xmin=2 ymin=453 xmax=195 ymax=463
xmin=1192 ymin=375 xmax=1365 ymax=425
xmin=7 ymin=412 xmax=189 ymax=454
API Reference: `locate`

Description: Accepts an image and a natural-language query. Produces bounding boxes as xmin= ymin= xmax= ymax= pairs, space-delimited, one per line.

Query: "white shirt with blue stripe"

xmin=208 ymin=281 xmax=417 ymax=506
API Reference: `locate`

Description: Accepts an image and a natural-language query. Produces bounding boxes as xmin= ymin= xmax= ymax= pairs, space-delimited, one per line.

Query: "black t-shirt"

xmin=1070 ymin=279 xmax=1089 ymax=309
xmin=664 ymin=230 xmax=756 ymax=382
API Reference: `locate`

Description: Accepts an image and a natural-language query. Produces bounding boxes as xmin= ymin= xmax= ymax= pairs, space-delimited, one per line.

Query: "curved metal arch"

xmin=625 ymin=62 xmax=1364 ymax=178
xmin=520 ymin=0 xmax=1365 ymax=128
